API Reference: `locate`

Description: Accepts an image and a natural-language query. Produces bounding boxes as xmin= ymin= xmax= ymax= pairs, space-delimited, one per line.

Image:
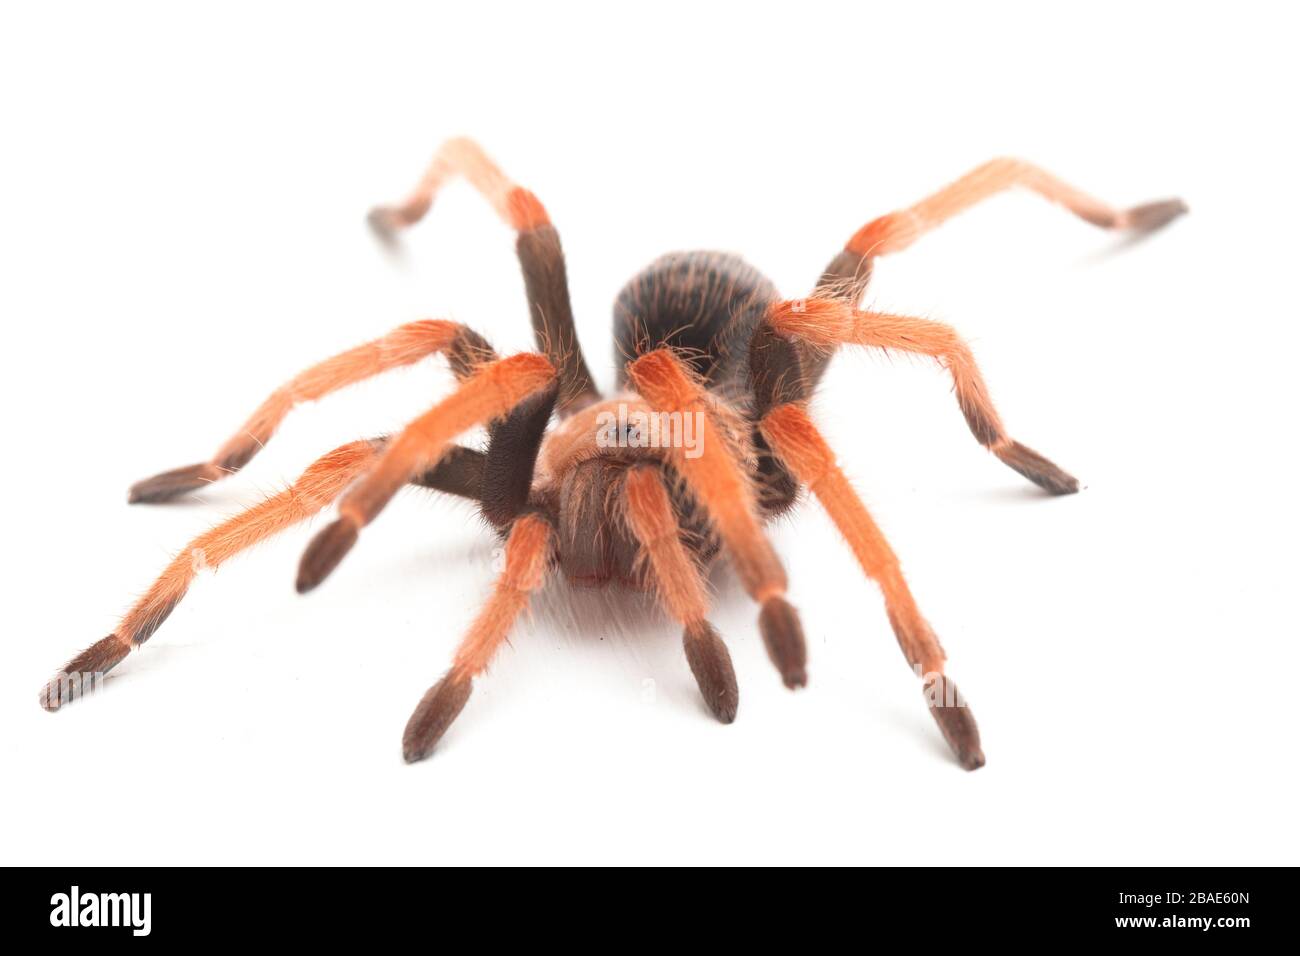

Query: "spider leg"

xmin=622 ymin=463 xmax=738 ymax=723
xmin=43 ymin=439 xmax=492 ymax=712
xmin=41 ymin=439 xmax=382 ymax=710
xmin=297 ymin=352 xmax=556 ymax=592
xmin=768 ymin=299 xmax=1078 ymax=495
xmin=759 ymin=402 xmax=983 ymax=770
xmin=410 ymin=444 xmax=487 ymax=499
xmin=626 ymin=348 xmax=807 ymax=690
xmin=479 ymin=382 xmax=559 ymax=528
xmin=129 ymin=319 xmax=494 ymax=503
xmin=402 ymin=513 xmax=553 ymax=763
xmin=819 ymin=157 xmax=1187 ymax=302
xmin=368 ymin=136 xmax=599 ymax=412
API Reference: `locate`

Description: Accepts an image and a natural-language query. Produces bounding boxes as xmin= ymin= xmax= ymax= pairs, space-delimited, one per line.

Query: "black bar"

xmin=6 ymin=867 xmax=1289 ymax=943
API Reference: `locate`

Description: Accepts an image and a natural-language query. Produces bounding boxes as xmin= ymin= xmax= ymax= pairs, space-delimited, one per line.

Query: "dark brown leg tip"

xmin=402 ymin=674 xmax=473 ymax=763
xmin=128 ymin=462 xmax=220 ymax=504
xmin=39 ymin=635 xmax=130 ymax=711
xmin=38 ymin=680 xmax=65 ymax=712
xmin=758 ymin=596 xmax=808 ymax=691
xmin=297 ymin=518 xmax=359 ymax=593
xmin=366 ymin=206 xmax=402 ymax=247
xmin=683 ymin=622 xmax=739 ymax=724
xmin=994 ymin=441 xmax=1079 ymax=495
xmin=924 ymin=676 xmax=985 ymax=771
xmin=959 ymin=749 xmax=987 ymax=771
xmin=1126 ymin=198 xmax=1188 ymax=233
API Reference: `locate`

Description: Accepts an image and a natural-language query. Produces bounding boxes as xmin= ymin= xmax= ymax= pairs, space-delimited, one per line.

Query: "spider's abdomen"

xmin=613 ymin=251 xmax=779 ymax=393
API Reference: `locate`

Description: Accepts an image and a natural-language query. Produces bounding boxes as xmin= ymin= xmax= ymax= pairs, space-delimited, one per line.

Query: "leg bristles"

xmin=924 ymin=675 xmax=985 ymax=771
xmin=39 ymin=635 xmax=130 ymax=711
xmin=402 ymin=674 xmax=473 ymax=763
xmin=297 ymin=517 xmax=359 ymax=593
xmin=758 ymin=596 xmax=807 ymax=689
xmin=993 ymin=440 xmax=1079 ymax=495
xmin=128 ymin=462 xmax=222 ymax=504
xmin=683 ymin=622 xmax=739 ymax=723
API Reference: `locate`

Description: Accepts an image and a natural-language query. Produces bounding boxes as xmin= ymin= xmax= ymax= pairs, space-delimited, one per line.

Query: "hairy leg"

xmin=402 ymin=513 xmax=553 ymax=762
xmin=297 ymin=352 xmax=556 ymax=592
xmin=626 ymin=347 xmax=807 ymax=689
xmin=41 ymin=439 xmax=381 ymax=710
xmin=622 ymin=463 xmax=738 ymax=723
xmin=760 ymin=402 xmax=984 ymax=770
xmin=769 ymin=299 xmax=1078 ymax=494
xmin=410 ymin=445 xmax=486 ymax=499
xmin=368 ymin=136 xmax=599 ymax=412
xmin=819 ymin=157 xmax=1187 ymax=302
xmin=479 ymin=382 xmax=558 ymax=528
xmin=130 ymin=320 xmax=494 ymax=503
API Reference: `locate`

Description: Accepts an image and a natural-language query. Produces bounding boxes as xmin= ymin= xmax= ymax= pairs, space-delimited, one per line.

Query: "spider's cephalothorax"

xmin=39 ymin=138 xmax=1186 ymax=769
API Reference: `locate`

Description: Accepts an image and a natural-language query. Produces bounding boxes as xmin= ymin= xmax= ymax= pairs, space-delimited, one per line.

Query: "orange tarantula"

xmin=39 ymin=138 xmax=1185 ymax=768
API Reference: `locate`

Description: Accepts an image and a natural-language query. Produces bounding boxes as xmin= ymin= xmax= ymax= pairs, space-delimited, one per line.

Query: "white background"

xmin=2 ymin=2 xmax=1296 ymax=866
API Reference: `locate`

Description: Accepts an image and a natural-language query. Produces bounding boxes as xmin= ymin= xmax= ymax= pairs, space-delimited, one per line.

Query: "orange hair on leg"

xmin=626 ymin=350 xmax=782 ymax=599
xmin=627 ymin=348 xmax=806 ymax=689
xmin=129 ymin=319 xmax=477 ymax=504
xmin=819 ymin=158 xmax=1185 ymax=305
xmin=759 ymin=404 xmax=941 ymax=674
xmin=623 ymin=464 xmax=738 ymax=722
xmin=622 ymin=465 xmax=709 ymax=624
xmin=769 ymin=300 xmax=1078 ymax=495
xmin=366 ymin=137 xmax=598 ymax=411
xmin=402 ymin=513 xmax=553 ymax=763
xmin=760 ymin=402 xmax=984 ymax=770
xmin=297 ymin=352 xmax=555 ymax=592
xmin=369 ymin=136 xmax=551 ymax=237
xmin=40 ymin=439 xmax=380 ymax=711
xmin=845 ymin=157 xmax=1187 ymax=259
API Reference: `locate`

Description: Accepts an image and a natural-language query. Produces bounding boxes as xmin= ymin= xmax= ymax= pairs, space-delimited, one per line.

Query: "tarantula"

xmin=39 ymin=138 xmax=1185 ymax=768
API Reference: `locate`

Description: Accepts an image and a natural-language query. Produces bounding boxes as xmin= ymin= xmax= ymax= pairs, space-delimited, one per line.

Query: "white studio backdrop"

xmin=1 ymin=2 xmax=1296 ymax=865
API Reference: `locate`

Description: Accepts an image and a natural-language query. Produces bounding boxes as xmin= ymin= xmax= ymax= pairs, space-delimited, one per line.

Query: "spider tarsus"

xmin=128 ymin=462 xmax=220 ymax=504
xmin=994 ymin=441 xmax=1080 ymax=495
xmin=38 ymin=635 xmax=129 ymax=711
xmin=758 ymin=596 xmax=808 ymax=690
xmin=365 ymin=206 xmax=402 ymax=247
xmin=924 ymin=675 xmax=985 ymax=771
xmin=1124 ymin=198 xmax=1188 ymax=233
xmin=296 ymin=517 xmax=359 ymax=593
xmin=683 ymin=622 xmax=739 ymax=724
xmin=402 ymin=673 xmax=473 ymax=763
